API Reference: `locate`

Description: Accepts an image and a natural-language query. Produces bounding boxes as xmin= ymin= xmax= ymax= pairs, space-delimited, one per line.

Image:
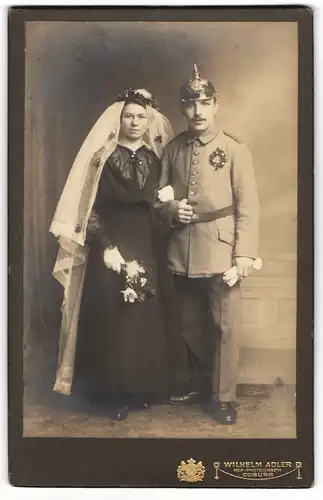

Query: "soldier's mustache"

xmin=192 ymin=116 xmax=206 ymax=122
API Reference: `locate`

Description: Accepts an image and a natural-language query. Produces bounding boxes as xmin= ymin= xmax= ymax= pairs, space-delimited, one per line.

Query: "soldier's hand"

xmin=177 ymin=199 xmax=194 ymax=224
xmin=234 ymin=257 xmax=254 ymax=279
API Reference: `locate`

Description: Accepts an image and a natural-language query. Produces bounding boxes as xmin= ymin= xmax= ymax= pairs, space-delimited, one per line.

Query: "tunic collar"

xmin=185 ymin=124 xmax=220 ymax=145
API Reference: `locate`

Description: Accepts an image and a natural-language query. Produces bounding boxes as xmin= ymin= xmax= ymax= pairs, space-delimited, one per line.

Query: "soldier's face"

xmin=120 ymin=103 xmax=149 ymax=140
xmin=181 ymin=98 xmax=218 ymax=134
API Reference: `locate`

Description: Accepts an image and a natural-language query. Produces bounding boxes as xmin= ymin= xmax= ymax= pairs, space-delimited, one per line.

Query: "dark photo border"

xmin=8 ymin=6 xmax=313 ymax=488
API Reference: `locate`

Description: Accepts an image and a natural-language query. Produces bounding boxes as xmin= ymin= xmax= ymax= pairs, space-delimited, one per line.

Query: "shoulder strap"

xmin=223 ymin=130 xmax=242 ymax=144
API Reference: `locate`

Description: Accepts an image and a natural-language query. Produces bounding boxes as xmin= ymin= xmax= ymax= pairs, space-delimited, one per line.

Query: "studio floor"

xmin=24 ymin=384 xmax=296 ymax=439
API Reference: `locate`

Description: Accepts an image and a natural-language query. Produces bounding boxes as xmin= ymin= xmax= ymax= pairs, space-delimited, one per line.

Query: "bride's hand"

xmin=103 ymin=247 xmax=125 ymax=273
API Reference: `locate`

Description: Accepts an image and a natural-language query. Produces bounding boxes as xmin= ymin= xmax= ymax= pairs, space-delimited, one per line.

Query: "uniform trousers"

xmin=174 ymin=274 xmax=241 ymax=402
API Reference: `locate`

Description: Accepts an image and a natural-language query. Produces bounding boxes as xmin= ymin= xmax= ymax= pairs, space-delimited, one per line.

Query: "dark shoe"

xmin=111 ymin=404 xmax=129 ymax=421
xmin=206 ymin=401 xmax=237 ymax=425
xmin=169 ymin=391 xmax=202 ymax=405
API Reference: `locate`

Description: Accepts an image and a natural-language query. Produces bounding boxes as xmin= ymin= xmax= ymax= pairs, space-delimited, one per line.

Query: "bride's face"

xmin=120 ymin=102 xmax=149 ymax=140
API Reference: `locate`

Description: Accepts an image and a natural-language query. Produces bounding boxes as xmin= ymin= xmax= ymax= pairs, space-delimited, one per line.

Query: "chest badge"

xmin=209 ymin=147 xmax=228 ymax=170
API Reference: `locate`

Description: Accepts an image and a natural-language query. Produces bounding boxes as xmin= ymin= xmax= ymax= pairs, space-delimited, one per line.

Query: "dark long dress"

xmin=76 ymin=144 xmax=173 ymax=397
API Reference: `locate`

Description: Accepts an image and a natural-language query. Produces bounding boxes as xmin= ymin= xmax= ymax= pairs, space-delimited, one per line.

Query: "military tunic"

xmin=157 ymin=126 xmax=259 ymax=275
xmin=155 ymin=125 xmax=259 ymax=401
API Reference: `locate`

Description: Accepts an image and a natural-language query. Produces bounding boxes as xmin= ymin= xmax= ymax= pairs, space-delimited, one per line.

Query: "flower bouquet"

xmin=103 ymin=246 xmax=155 ymax=303
xmin=120 ymin=260 xmax=156 ymax=303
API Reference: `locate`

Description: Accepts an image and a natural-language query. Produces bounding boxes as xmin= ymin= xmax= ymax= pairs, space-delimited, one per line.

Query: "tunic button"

xmin=191 ymin=171 xmax=197 ymax=175
xmin=192 ymin=160 xmax=199 ymax=165
xmin=193 ymin=151 xmax=200 ymax=156
xmin=191 ymin=180 xmax=197 ymax=186
xmin=189 ymin=191 xmax=195 ymax=196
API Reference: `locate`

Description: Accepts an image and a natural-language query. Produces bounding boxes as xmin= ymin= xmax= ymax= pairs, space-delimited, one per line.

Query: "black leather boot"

xmin=205 ymin=401 xmax=237 ymax=425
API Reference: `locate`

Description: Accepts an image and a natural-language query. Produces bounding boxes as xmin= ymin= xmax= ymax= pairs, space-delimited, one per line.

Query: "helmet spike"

xmin=193 ymin=63 xmax=200 ymax=81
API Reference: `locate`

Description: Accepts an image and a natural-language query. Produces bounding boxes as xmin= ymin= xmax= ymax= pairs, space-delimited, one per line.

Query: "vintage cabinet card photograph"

xmin=8 ymin=6 xmax=313 ymax=488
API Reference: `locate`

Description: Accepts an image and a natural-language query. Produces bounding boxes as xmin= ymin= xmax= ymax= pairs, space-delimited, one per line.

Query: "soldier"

xmin=156 ymin=65 xmax=259 ymax=425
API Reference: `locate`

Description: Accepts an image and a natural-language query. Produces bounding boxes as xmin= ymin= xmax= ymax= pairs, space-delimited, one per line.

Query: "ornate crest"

xmin=209 ymin=147 xmax=228 ymax=170
xmin=177 ymin=458 xmax=205 ymax=483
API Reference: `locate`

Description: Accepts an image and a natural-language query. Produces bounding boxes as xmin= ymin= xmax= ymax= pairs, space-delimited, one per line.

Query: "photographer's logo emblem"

xmin=177 ymin=458 xmax=205 ymax=483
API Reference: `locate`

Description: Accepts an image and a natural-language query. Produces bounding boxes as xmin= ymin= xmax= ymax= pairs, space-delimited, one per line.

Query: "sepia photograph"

xmin=21 ymin=18 xmax=300 ymax=441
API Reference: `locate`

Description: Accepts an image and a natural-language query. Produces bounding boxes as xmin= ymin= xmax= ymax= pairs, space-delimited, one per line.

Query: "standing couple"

xmin=50 ymin=65 xmax=259 ymax=426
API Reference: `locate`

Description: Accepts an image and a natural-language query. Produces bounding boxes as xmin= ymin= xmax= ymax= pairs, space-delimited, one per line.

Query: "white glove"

xmin=223 ymin=258 xmax=263 ymax=287
xmin=157 ymin=185 xmax=175 ymax=202
xmin=103 ymin=246 xmax=125 ymax=273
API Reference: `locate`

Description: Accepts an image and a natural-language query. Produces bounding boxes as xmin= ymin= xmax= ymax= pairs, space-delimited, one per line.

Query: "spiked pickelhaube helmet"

xmin=180 ymin=64 xmax=217 ymax=102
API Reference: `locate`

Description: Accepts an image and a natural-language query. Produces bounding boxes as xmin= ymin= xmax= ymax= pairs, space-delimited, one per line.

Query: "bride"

xmin=50 ymin=88 xmax=174 ymax=420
